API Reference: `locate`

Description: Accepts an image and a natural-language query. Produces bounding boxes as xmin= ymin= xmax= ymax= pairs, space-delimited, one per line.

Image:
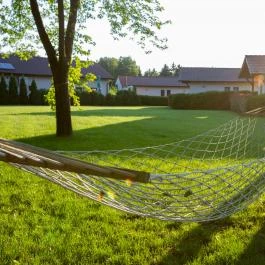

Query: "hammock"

xmin=0 ymin=116 xmax=265 ymax=222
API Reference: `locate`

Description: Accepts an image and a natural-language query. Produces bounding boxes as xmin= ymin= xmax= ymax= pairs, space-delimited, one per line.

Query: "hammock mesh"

xmin=8 ymin=117 xmax=265 ymax=222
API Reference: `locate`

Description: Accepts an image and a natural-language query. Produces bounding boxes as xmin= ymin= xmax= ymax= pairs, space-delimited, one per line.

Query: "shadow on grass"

xmin=3 ymin=106 xmax=171 ymax=118
xmin=158 ymin=221 xmax=229 ymax=265
xmin=13 ymin=116 xmax=264 ymax=160
xmin=234 ymin=222 xmax=265 ymax=265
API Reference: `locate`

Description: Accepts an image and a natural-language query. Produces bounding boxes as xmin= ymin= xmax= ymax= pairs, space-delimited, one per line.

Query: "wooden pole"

xmin=0 ymin=139 xmax=150 ymax=183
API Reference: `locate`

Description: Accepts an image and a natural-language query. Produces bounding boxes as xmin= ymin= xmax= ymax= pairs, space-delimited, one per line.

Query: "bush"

xmin=0 ymin=75 xmax=8 ymax=105
xmin=29 ymin=80 xmax=44 ymax=105
xmin=8 ymin=75 xmax=19 ymax=104
xmin=79 ymin=91 xmax=105 ymax=106
xmin=115 ymin=90 xmax=140 ymax=106
xmin=139 ymin=95 xmax=168 ymax=106
xmin=19 ymin=77 xmax=28 ymax=105
xmin=168 ymin=92 xmax=231 ymax=110
xmin=230 ymin=93 xmax=253 ymax=113
xmin=246 ymin=94 xmax=265 ymax=111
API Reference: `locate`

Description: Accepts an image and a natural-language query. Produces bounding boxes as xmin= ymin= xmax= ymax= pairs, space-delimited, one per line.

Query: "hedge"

xmin=78 ymin=91 xmax=167 ymax=106
xmin=168 ymin=92 xmax=231 ymax=110
xmin=246 ymin=94 xmax=265 ymax=111
xmin=138 ymin=95 xmax=168 ymax=106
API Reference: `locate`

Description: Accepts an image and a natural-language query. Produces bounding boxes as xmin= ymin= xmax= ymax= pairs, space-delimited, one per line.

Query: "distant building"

xmin=116 ymin=56 xmax=265 ymax=96
xmin=115 ymin=76 xmax=189 ymax=97
xmin=239 ymin=55 xmax=265 ymax=94
xmin=0 ymin=55 xmax=113 ymax=95
xmin=179 ymin=67 xmax=253 ymax=94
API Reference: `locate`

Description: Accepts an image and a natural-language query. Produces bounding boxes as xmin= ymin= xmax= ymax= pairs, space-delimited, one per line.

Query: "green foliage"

xmin=138 ymin=95 xmax=168 ymax=106
xmin=98 ymin=56 xmax=142 ymax=78
xmin=45 ymin=58 xmax=95 ymax=110
xmin=108 ymin=86 xmax=118 ymax=96
xmin=78 ymin=91 xmax=167 ymax=106
xmin=0 ymin=75 xmax=8 ymax=105
xmin=115 ymin=90 xmax=140 ymax=105
xmin=246 ymin=94 xmax=265 ymax=111
xmin=144 ymin=68 xmax=160 ymax=77
xmin=78 ymin=91 xmax=105 ymax=106
xmin=169 ymin=92 xmax=231 ymax=110
xmin=8 ymin=75 xmax=19 ymax=104
xmin=159 ymin=64 xmax=172 ymax=76
xmin=29 ymin=80 xmax=41 ymax=105
xmin=0 ymin=1 xmax=169 ymax=57
xmin=117 ymin=57 xmax=141 ymax=77
xmin=98 ymin=57 xmax=119 ymax=78
xmin=19 ymin=77 xmax=28 ymax=105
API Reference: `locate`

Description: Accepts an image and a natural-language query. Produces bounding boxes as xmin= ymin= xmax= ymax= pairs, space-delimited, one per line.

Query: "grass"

xmin=0 ymin=106 xmax=265 ymax=264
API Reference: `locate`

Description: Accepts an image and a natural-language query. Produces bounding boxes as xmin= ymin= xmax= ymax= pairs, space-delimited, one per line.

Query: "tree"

xmin=170 ymin=62 xmax=181 ymax=77
xmin=144 ymin=68 xmax=159 ymax=77
xmin=8 ymin=75 xmax=19 ymax=104
xmin=0 ymin=1 xmax=168 ymax=136
xmin=0 ymin=75 xmax=8 ymax=105
xmin=98 ymin=57 xmax=119 ymax=78
xmin=19 ymin=77 xmax=28 ymax=105
xmin=29 ymin=80 xmax=41 ymax=105
xmin=174 ymin=64 xmax=182 ymax=77
xmin=160 ymin=64 xmax=172 ymax=76
xmin=117 ymin=57 xmax=141 ymax=77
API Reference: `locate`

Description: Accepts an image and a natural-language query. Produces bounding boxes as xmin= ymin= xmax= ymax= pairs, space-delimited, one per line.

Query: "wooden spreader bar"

xmin=0 ymin=139 xmax=150 ymax=183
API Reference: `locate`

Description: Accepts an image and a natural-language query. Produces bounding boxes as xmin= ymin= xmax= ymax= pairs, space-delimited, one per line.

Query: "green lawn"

xmin=0 ymin=106 xmax=265 ymax=265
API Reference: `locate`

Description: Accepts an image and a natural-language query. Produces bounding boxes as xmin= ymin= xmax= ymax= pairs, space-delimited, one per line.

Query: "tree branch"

xmin=65 ymin=0 xmax=80 ymax=65
xmin=29 ymin=0 xmax=57 ymax=68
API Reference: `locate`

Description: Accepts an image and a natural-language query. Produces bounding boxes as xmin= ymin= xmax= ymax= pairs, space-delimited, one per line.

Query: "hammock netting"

xmin=1 ymin=117 xmax=265 ymax=222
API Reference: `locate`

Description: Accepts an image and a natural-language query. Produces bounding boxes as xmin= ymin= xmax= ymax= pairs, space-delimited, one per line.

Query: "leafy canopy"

xmin=0 ymin=0 xmax=169 ymax=58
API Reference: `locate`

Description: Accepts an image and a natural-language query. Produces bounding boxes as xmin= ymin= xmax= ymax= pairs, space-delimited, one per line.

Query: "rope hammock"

xmin=0 ymin=115 xmax=265 ymax=222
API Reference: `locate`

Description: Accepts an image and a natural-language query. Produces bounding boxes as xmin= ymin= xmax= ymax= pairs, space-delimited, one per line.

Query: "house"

xmin=178 ymin=67 xmax=253 ymax=94
xmin=115 ymin=76 xmax=189 ymax=96
xmin=0 ymin=55 xmax=113 ymax=95
xmin=116 ymin=56 xmax=265 ymax=96
xmin=239 ymin=55 xmax=265 ymax=94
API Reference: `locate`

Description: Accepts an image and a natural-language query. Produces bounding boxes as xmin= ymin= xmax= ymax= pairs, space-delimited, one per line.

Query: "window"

xmin=224 ymin=87 xmax=230 ymax=92
xmin=167 ymin=90 xmax=171 ymax=96
xmin=161 ymin=89 xmax=165 ymax=97
xmin=233 ymin=87 xmax=239 ymax=92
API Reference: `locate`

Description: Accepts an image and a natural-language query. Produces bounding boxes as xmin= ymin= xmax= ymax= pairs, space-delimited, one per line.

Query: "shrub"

xmin=246 ymin=94 xmax=265 ymax=111
xmin=29 ymin=80 xmax=42 ymax=105
xmin=8 ymin=75 xmax=19 ymax=105
xmin=0 ymin=75 xmax=8 ymax=105
xmin=115 ymin=90 xmax=140 ymax=106
xmin=168 ymin=92 xmax=231 ymax=110
xmin=139 ymin=95 xmax=168 ymax=106
xmin=79 ymin=91 xmax=105 ymax=106
xmin=19 ymin=77 xmax=28 ymax=105
xmin=230 ymin=93 xmax=253 ymax=113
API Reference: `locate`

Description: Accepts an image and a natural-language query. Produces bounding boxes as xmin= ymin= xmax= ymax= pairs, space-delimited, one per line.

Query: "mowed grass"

xmin=0 ymin=106 xmax=265 ymax=265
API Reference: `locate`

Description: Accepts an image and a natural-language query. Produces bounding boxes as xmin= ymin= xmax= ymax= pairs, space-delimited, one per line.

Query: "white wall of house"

xmin=187 ymin=82 xmax=254 ymax=94
xmin=2 ymin=75 xmax=51 ymax=94
xmin=136 ymin=86 xmax=189 ymax=96
xmin=1 ymin=74 xmax=110 ymax=95
xmin=88 ymin=79 xmax=110 ymax=96
xmin=24 ymin=76 xmax=52 ymax=91
xmin=115 ymin=78 xmax=123 ymax=90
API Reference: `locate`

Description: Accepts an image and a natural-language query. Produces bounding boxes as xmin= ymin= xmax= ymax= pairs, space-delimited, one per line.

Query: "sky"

xmin=86 ymin=0 xmax=265 ymax=72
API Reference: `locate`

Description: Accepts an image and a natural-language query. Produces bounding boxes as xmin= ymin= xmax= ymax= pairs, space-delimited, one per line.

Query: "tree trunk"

xmin=54 ymin=66 xmax=72 ymax=137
